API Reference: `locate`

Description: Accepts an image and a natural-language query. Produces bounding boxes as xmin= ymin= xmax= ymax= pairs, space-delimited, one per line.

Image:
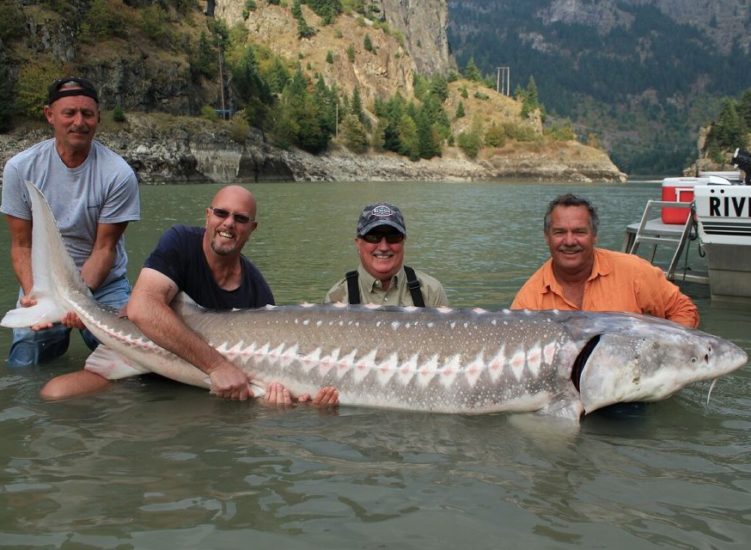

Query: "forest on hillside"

xmin=0 ymin=0 xmax=566 ymax=166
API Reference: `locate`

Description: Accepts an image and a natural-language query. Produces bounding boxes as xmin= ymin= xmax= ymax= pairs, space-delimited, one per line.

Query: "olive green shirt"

xmin=324 ymin=264 xmax=449 ymax=307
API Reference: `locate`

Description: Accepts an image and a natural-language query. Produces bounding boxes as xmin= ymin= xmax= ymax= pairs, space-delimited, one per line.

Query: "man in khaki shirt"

xmin=324 ymin=203 xmax=448 ymax=307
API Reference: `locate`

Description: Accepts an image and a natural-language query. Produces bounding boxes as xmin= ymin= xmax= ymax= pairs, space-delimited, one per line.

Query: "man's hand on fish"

xmin=303 ymin=386 xmax=340 ymax=407
xmin=263 ymin=383 xmax=340 ymax=408
xmin=208 ymin=360 xmax=254 ymax=400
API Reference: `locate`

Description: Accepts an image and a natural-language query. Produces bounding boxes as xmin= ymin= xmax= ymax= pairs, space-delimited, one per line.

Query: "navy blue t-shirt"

xmin=143 ymin=225 xmax=274 ymax=310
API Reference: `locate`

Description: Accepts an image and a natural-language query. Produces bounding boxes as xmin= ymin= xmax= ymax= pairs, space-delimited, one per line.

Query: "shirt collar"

xmin=358 ymin=264 xmax=405 ymax=291
xmin=540 ymin=248 xmax=610 ymax=294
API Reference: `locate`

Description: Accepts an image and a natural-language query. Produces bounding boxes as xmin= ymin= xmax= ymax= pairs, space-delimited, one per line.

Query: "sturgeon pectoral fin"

xmin=84 ymin=345 xmax=151 ymax=380
xmin=0 ymin=296 xmax=67 ymax=328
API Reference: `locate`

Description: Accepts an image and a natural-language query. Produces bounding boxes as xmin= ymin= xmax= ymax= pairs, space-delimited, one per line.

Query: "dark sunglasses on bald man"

xmin=360 ymin=231 xmax=405 ymax=244
xmin=209 ymin=206 xmax=253 ymax=224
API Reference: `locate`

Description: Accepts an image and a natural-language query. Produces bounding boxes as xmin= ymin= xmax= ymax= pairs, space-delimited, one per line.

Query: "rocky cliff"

xmin=376 ymin=0 xmax=454 ymax=74
xmin=0 ymin=113 xmax=626 ymax=184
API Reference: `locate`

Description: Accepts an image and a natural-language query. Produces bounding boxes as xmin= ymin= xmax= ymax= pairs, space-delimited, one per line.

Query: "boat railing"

xmin=624 ymin=199 xmax=709 ymax=285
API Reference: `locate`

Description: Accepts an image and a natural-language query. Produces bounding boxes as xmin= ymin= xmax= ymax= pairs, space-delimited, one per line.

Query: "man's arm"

xmin=660 ymin=285 xmax=700 ymax=328
xmin=5 ymin=214 xmax=33 ymax=298
xmin=639 ymin=264 xmax=700 ymax=329
xmin=126 ymin=267 xmax=255 ymax=400
xmin=80 ymin=221 xmax=128 ymax=290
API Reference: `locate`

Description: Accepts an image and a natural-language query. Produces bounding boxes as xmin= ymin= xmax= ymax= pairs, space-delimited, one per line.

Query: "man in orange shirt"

xmin=511 ymin=193 xmax=699 ymax=328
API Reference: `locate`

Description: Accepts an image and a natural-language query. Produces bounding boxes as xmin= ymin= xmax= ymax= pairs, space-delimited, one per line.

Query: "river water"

xmin=0 ymin=181 xmax=749 ymax=548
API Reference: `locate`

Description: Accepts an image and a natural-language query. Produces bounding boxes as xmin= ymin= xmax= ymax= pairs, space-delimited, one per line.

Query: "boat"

xmin=623 ymin=148 xmax=751 ymax=302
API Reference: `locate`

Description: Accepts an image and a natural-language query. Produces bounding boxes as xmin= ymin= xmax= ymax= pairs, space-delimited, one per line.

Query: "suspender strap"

xmin=403 ymin=266 xmax=425 ymax=307
xmin=345 ymin=267 xmax=425 ymax=307
xmin=345 ymin=270 xmax=361 ymax=305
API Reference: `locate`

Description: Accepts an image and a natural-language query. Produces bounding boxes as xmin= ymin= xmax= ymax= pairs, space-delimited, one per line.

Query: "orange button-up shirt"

xmin=511 ymin=248 xmax=699 ymax=328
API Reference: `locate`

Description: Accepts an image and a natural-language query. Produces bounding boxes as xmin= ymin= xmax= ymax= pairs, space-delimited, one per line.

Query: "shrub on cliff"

xmin=113 ymin=105 xmax=126 ymax=123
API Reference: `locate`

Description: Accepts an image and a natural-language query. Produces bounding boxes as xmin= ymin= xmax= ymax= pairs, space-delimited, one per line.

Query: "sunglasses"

xmin=209 ymin=207 xmax=253 ymax=224
xmin=360 ymin=232 xmax=405 ymax=244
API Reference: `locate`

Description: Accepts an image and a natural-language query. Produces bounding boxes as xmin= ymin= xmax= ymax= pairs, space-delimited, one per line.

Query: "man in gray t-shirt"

xmin=0 ymin=76 xmax=140 ymax=366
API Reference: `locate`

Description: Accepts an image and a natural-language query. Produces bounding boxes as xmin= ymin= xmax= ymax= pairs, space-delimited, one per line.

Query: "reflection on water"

xmin=1 ymin=181 xmax=750 ymax=548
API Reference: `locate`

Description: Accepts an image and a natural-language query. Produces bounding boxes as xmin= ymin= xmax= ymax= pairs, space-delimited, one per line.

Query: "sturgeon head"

xmin=562 ymin=311 xmax=748 ymax=413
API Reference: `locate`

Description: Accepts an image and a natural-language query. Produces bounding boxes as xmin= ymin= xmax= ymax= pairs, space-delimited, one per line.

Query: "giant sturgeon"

xmin=2 ymin=182 xmax=747 ymax=419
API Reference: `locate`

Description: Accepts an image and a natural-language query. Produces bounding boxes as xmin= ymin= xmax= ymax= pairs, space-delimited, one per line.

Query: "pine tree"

xmin=463 ymin=57 xmax=482 ymax=82
xmin=455 ymin=101 xmax=465 ymax=119
xmin=341 ymin=113 xmax=369 ymax=153
xmin=711 ymin=99 xmax=744 ymax=149
xmin=397 ymin=113 xmax=420 ymax=160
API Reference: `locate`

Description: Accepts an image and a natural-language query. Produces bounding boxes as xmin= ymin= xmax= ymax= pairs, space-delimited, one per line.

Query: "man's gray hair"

xmin=543 ymin=193 xmax=599 ymax=235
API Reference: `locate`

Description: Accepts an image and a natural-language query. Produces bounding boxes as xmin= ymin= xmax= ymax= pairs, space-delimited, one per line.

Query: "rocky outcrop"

xmin=375 ymin=0 xmax=454 ymax=74
xmin=0 ymin=114 xmax=625 ymax=184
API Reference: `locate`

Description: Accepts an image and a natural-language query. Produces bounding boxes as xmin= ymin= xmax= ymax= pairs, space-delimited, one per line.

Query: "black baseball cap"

xmin=47 ymin=76 xmax=99 ymax=105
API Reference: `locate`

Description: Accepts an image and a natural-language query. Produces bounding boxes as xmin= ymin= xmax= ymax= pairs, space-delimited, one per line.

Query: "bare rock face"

xmin=375 ymin=0 xmax=454 ymax=74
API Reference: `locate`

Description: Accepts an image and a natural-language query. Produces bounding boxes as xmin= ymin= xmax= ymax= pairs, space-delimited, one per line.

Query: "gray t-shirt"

xmin=1 ymin=138 xmax=141 ymax=286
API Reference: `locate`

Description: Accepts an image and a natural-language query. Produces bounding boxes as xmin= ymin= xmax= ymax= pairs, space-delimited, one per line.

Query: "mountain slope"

xmin=448 ymin=0 xmax=751 ymax=173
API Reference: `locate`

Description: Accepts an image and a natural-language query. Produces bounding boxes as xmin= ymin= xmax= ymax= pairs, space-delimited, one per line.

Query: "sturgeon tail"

xmin=1 ymin=181 xmax=91 ymax=328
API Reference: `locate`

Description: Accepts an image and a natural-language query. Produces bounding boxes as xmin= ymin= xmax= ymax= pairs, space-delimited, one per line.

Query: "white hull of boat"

xmin=694 ymin=183 xmax=751 ymax=300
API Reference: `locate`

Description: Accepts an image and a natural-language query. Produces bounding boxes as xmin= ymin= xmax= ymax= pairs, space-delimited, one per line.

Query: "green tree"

xmin=139 ymin=5 xmax=173 ymax=48
xmin=350 ymin=87 xmax=369 ymax=127
xmin=455 ymin=101 xmax=465 ymax=119
xmin=190 ymin=32 xmax=218 ymax=81
xmin=263 ymin=56 xmax=291 ymax=95
xmin=457 ymin=116 xmax=484 ymax=159
xmin=346 ymin=44 xmax=355 ymax=63
xmin=429 ymin=74 xmax=449 ymax=103
xmin=708 ymin=99 xmax=745 ymax=151
xmin=363 ymin=34 xmax=374 ymax=52
xmin=293 ymin=0 xmax=316 ymax=38
xmin=231 ymin=47 xmax=271 ymax=105
xmin=520 ymin=76 xmax=541 ymax=119
xmin=463 ymin=57 xmax=483 ymax=82
xmin=269 ymin=67 xmax=334 ymax=153
xmin=326 ymin=50 xmax=334 ymax=64
xmin=80 ymin=0 xmax=127 ymax=41
xmin=415 ymin=107 xmax=441 ymax=159
xmin=314 ymin=74 xmax=338 ymax=135
xmin=397 ymin=113 xmax=419 ymax=160
xmin=17 ymin=62 xmax=57 ymax=119
xmin=341 ymin=113 xmax=369 ymax=153
xmin=112 ymin=105 xmax=126 ymax=123
xmin=484 ymin=123 xmax=506 ymax=147
xmin=0 ymin=1 xmax=25 ymax=43
xmin=305 ymin=0 xmax=343 ymax=24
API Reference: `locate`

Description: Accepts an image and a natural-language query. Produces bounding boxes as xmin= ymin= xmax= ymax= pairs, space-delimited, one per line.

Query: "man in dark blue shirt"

xmin=41 ymin=186 xmax=337 ymax=406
